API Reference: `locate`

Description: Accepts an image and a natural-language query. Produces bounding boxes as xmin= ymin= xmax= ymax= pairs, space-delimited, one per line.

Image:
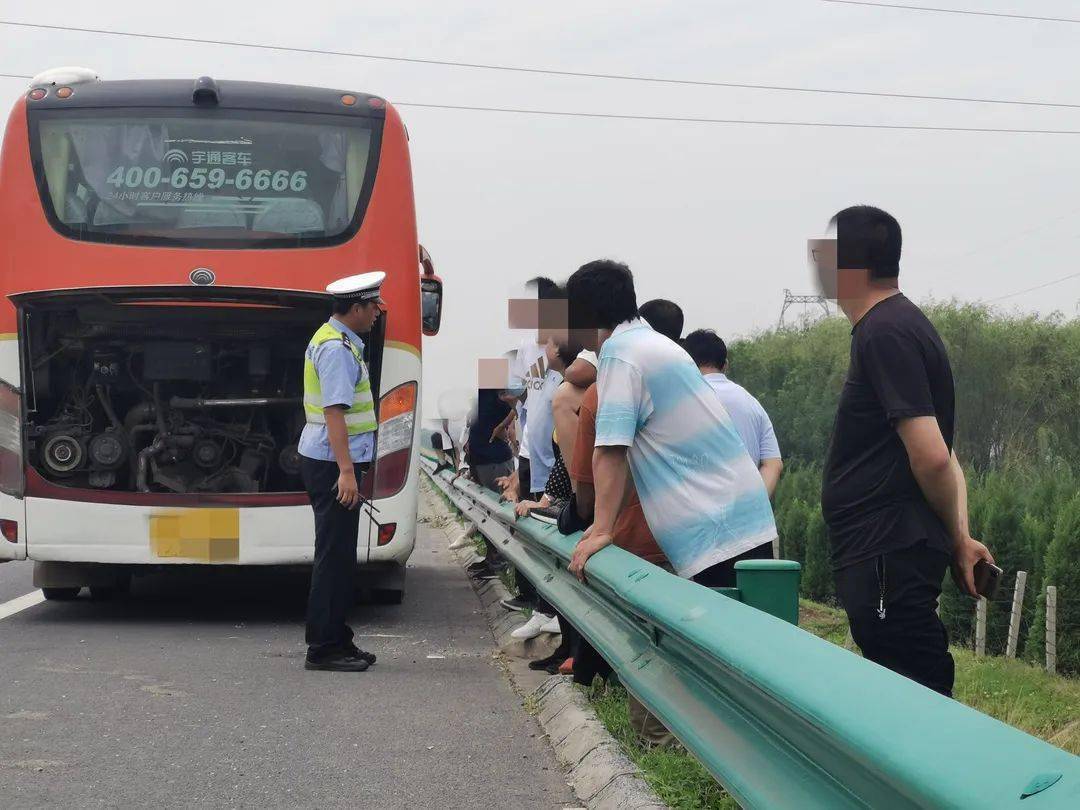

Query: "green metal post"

xmin=734 ymin=560 xmax=801 ymax=626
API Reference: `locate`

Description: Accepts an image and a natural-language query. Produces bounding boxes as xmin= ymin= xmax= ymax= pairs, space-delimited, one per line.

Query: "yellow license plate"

xmin=149 ymin=509 xmax=240 ymax=562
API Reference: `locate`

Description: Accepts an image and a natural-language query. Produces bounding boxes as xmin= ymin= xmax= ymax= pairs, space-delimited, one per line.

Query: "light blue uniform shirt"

xmin=298 ymin=318 xmax=376 ymax=464
xmin=525 ymin=367 xmax=563 ymax=493
xmin=702 ymin=373 xmax=781 ymax=467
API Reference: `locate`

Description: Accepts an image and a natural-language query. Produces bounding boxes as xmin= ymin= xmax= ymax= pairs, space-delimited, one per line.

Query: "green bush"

xmin=776 ymin=497 xmax=811 ymax=566
xmin=1027 ymin=495 xmax=1080 ymax=674
xmin=802 ymin=510 xmax=833 ymax=601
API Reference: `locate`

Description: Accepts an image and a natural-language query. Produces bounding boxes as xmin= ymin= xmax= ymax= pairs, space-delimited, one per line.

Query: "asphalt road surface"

xmin=0 ymin=555 xmax=34 ymax=604
xmin=0 ymin=507 xmax=575 ymax=808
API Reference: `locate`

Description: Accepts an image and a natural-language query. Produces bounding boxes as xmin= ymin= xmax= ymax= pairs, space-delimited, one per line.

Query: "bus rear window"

xmin=31 ymin=110 xmax=380 ymax=248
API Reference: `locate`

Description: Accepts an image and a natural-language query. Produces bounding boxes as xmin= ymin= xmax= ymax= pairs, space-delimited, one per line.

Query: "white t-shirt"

xmin=576 ymin=349 xmax=598 ymax=368
xmin=510 ymin=338 xmax=547 ymax=404
xmin=510 ymin=338 xmax=547 ymax=462
xmin=518 ymin=416 xmax=531 ymax=460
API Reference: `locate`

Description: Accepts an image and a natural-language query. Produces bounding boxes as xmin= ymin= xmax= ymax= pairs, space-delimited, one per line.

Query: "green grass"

xmin=586 ymin=599 xmax=1080 ymax=810
xmin=801 ymin=599 xmax=1080 ymax=755
xmin=587 ymin=681 xmax=738 ymax=810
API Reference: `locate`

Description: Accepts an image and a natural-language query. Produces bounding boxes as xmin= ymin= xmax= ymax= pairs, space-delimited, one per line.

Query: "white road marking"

xmin=0 ymin=590 xmax=46 ymax=621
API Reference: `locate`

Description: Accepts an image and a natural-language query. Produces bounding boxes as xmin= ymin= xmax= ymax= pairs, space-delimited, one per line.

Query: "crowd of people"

xmin=439 ymin=204 xmax=995 ymax=744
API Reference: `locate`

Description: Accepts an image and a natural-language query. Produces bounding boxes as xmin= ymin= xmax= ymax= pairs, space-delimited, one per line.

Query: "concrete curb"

xmin=419 ymin=476 xmax=668 ymax=810
xmin=536 ymin=677 xmax=667 ymax=810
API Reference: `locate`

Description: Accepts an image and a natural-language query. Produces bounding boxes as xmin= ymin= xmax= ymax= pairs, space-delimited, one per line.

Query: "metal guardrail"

xmin=422 ymin=459 xmax=1080 ymax=809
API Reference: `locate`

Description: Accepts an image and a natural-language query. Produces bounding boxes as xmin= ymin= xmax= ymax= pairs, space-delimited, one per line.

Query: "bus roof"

xmin=27 ymin=77 xmax=388 ymax=119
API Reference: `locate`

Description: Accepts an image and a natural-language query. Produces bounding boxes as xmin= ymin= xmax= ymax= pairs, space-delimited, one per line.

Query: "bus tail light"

xmin=373 ymin=382 xmax=416 ymax=499
xmin=377 ymin=522 xmax=397 ymax=546
xmin=0 ymin=384 xmax=24 ymax=497
xmin=1 ymin=520 xmax=17 ymax=543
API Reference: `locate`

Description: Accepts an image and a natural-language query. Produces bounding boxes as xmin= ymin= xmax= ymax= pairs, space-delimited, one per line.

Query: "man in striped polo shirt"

xmin=565 ymin=260 xmax=777 ymax=585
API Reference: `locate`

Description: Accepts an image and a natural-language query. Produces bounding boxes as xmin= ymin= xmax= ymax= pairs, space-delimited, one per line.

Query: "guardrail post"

xmin=1006 ymin=570 xmax=1027 ymax=659
xmin=734 ymin=560 xmax=801 ymax=626
xmin=1046 ymin=585 xmax=1057 ymax=675
xmin=975 ymin=597 xmax=987 ymax=657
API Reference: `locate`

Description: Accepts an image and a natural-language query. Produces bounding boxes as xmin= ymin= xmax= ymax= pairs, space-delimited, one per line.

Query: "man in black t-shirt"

xmin=814 ymin=205 xmax=994 ymax=697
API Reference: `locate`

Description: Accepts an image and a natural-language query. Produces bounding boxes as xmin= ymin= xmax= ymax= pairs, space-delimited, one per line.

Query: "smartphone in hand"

xmin=973 ymin=559 xmax=1003 ymax=599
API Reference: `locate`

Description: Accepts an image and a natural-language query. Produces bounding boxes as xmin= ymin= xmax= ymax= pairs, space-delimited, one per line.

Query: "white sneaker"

xmin=510 ymin=613 xmax=552 ymax=640
xmin=539 ymin=615 xmax=561 ymax=635
xmin=448 ymin=522 xmax=477 ymax=550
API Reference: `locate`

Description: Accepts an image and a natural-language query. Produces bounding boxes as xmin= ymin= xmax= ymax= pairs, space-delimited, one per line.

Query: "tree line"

xmin=727 ymin=303 xmax=1080 ymax=674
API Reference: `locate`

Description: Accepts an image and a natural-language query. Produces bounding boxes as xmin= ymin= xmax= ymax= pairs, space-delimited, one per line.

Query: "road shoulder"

xmin=420 ymin=475 xmax=668 ymax=810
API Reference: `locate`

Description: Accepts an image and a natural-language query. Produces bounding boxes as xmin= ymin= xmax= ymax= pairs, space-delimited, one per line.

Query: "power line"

xmin=984 ymin=272 xmax=1080 ymax=303
xmin=3 ymin=71 xmax=1080 ymax=134
xmin=390 ymin=102 xmax=1080 ymax=135
xmin=3 ymin=19 xmax=1080 ymax=111
xmin=822 ymin=1 xmax=1080 ymax=24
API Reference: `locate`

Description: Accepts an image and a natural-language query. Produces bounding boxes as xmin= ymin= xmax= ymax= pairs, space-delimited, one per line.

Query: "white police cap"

xmin=326 ymin=271 xmax=386 ymax=302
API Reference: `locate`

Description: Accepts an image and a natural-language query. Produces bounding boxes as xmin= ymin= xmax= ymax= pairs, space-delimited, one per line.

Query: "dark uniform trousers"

xmin=302 ymin=456 xmax=370 ymax=656
xmin=834 ymin=540 xmax=954 ymax=697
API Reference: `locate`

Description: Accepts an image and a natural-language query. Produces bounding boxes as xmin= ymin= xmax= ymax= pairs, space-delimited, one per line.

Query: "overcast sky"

xmin=3 ymin=1 xmax=1079 ymax=418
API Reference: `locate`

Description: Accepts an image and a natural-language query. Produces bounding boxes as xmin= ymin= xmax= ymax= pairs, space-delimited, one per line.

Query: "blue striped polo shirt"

xmin=594 ymin=319 xmax=777 ymax=577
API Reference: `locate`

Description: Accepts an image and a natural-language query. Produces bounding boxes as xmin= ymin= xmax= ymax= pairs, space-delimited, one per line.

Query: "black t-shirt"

xmin=467 ymin=389 xmax=513 ymax=466
xmin=821 ymin=294 xmax=955 ymax=569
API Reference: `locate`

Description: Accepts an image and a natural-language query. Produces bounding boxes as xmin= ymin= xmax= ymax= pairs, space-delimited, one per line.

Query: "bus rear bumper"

xmin=23 ymin=494 xmax=416 ymax=567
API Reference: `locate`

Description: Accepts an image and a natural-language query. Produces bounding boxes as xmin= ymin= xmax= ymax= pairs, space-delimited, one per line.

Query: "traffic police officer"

xmin=299 ymin=271 xmax=384 ymax=672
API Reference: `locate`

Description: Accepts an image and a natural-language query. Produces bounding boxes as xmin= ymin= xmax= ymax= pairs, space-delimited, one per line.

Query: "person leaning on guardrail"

xmin=550 ymin=347 xmax=597 ymax=490
xmin=812 ymin=205 xmax=994 ymax=698
xmin=570 ymin=372 xmax=674 ymax=746
xmin=466 ymin=387 xmax=515 ymax=493
xmin=563 ymin=259 xmax=778 ymax=587
xmin=509 ymin=337 xmax=583 ymax=645
xmin=683 ymin=329 xmax=784 ymax=500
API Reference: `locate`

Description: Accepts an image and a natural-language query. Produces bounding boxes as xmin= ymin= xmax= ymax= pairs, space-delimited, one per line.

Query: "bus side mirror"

xmin=421 ymin=276 xmax=443 ymax=336
xmin=419 ymin=244 xmax=443 ymax=336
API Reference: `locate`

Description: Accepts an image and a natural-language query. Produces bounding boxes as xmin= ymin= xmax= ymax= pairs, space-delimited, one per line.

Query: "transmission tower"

xmin=779 ymin=289 xmax=830 ymax=327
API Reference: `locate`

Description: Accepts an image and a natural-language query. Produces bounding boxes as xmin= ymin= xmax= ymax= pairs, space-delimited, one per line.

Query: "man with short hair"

xmin=813 ymin=205 xmax=993 ymax=697
xmin=299 ymin=271 xmax=384 ymax=672
xmin=637 ymin=298 xmax=683 ymax=342
xmin=564 ymin=260 xmax=776 ymax=586
xmin=683 ymin=329 xmax=783 ymax=498
xmin=509 ymin=277 xmax=561 ymax=500
xmin=524 ymin=345 xmax=565 ymax=496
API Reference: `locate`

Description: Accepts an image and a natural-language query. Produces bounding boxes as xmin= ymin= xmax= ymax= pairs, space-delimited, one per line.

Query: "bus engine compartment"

xmin=17 ymin=291 xmax=363 ymax=495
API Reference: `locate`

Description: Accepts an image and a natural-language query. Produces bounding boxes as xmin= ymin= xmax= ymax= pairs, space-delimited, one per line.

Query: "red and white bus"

xmin=0 ymin=69 xmax=443 ymax=603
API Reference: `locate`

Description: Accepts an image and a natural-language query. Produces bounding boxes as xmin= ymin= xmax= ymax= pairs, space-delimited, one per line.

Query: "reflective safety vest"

xmin=303 ymin=322 xmax=377 ymax=435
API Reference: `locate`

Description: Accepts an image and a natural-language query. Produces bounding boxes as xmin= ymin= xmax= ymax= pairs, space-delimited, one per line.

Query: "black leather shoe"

xmin=304 ymin=651 xmax=370 ymax=672
xmin=345 ymin=643 xmax=377 ymax=665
